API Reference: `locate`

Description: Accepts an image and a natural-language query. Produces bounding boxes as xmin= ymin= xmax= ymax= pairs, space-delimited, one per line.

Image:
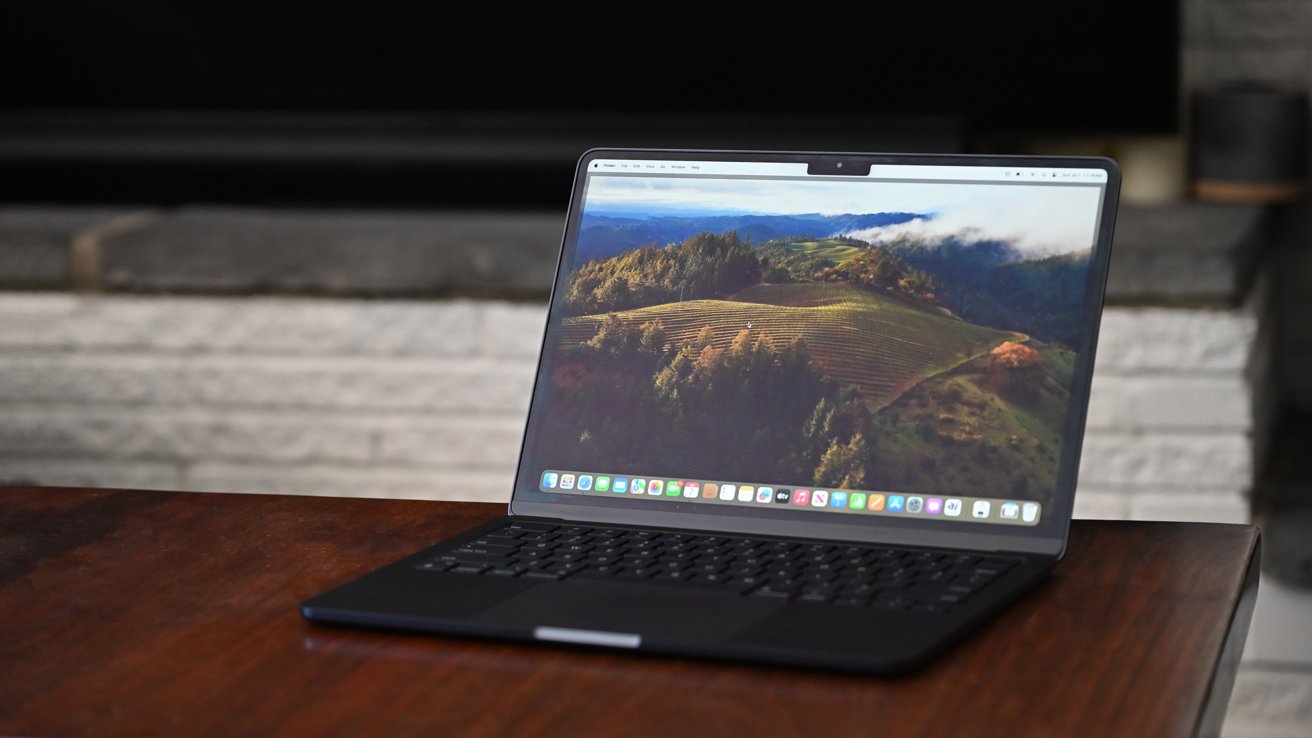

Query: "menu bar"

xmin=590 ymin=159 xmax=808 ymax=176
xmin=589 ymin=158 xmax=1108 ymax=183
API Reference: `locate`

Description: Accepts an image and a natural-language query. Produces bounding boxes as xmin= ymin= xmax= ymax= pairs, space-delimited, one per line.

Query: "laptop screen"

xmin=514 ymin=153 xmax=1112 ymax=538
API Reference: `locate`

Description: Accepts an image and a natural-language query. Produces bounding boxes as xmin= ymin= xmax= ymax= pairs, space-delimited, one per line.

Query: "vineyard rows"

xmin=560 ymin=282 xmax=1018 ymax=406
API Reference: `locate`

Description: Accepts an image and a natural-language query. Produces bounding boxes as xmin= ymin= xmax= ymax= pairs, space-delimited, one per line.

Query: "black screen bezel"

xmin=509 ymin=148 xmax=1120 ymax=557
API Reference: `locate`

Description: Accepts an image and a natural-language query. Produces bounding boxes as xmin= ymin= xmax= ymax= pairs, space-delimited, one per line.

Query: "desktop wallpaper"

xmin=531 ymin=174 xmax=1104 ymax=506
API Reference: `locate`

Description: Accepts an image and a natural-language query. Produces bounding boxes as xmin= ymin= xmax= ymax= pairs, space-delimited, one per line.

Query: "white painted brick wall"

xmin=1223 ymin=665 xmax=1312 ymax=738
xmin=0 ymin=293 xmax=537 ymax=501
xmin=0 ymin=292 xmax=1258 ymax=521
xmin=1080 ymin=305 xmax=1259 ymax=525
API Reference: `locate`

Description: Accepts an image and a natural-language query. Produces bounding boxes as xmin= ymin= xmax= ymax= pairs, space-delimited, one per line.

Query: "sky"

xmin=583 ymin=175 xmax=1105 ymax=257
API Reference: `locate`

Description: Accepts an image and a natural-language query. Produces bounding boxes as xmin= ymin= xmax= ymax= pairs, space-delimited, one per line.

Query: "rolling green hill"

xmin=781 ymin=238 xmax=867 ymax=262
xmin=756 ymin=237 xmax=866 ymax=282
xmin=560 ymin=282 xmax=1020 ymax=407
xmin=862 ymin=341 xmax=1076 ymax=499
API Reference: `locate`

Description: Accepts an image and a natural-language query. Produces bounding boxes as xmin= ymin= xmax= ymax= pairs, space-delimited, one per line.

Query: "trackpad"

xmin=477 ymin=582 xmax=783 ymax=642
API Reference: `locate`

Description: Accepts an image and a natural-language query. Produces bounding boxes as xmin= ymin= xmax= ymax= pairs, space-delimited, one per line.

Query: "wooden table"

xmin=0 ymin=486 xmax=1259 ymax=738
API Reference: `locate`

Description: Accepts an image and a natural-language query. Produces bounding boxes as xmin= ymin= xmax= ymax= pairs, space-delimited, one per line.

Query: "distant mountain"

xmin=575 ymin=212 xmax=926 ymax=263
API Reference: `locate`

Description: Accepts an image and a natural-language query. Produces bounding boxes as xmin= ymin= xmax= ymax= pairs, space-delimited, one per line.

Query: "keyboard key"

xmin=694 ymin=572 xmax=740 ymax=587
xmin=437 ymin=552 xmax=514 ymax=567
xmin=841 ymin=583 xmax=882 ymax=598
xmin=451 ymin=564 xmax=488 ymax=574
xmin=650 ymin=570 xmax=698 ymax=584
xmin=871 ymin=595 xmax=912 ymax=610
xmin=748 ymin=586 xmax=795 ymax=600
xmin=568 ymin=569 xmax=623 ymax=583
xmin=455 ymin=544 xmax=519 ymax=557
xmin=415 ymin=560 xmax=455 ymax=572
xmin=585 ymin=563 xmax=625 ymax=575
xmin=482 ymin=533 xmax=523 ymax=543
xmin=506 ymin=522 xmax=558 ymax=533
xmin=620 ymin=568 xmax=658 ymax=579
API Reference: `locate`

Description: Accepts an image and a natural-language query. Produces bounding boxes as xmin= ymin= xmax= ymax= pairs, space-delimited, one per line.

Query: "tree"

xmin=990 ymin=341 xmax=1043 ymax=368
xmin=639 ymin=320 xmax=667 ymax=354
xmin=989 ymin=341 xmax=1045 ymax=398
xmin=584 ymin=314 xmax=639 ymax=355
xmin=813 ymin=433 xmax=871 ymax=489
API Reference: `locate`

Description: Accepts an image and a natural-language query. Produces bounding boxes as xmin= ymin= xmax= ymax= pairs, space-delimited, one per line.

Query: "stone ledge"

xmin=0 ymin=208 xmax=141 ymax=288
xmin=1106 ymin=202 xmax=1266 ymax=305
xmin=0 ymin=201 xmax=1269 ymax=304
xmin=98 ymin=207 xmax=563 ymax=298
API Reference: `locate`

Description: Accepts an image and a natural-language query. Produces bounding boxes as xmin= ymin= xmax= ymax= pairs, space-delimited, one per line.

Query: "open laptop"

xmin=303 ymin=149 xmax=1120 ymax=673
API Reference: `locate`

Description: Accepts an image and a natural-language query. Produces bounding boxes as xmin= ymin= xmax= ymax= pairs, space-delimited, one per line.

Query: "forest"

xmin=564 ymin=231 xmax=760 ymax=316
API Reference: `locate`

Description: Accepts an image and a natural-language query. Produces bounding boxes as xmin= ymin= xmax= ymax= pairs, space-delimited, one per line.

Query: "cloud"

xmin=840 ymin=186 xmax=1102 ymax=257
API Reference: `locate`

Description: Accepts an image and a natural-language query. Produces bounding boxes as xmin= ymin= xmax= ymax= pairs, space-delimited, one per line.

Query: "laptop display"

xmin=306 ymin=150 xmax=1120 ymax=672
xmin=515 ymin=153 xmax=1111 ymax=540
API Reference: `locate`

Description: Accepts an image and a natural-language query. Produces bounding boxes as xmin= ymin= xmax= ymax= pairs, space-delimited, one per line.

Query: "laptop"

xmin=302 ymin=149 xmax=1120 ymax=673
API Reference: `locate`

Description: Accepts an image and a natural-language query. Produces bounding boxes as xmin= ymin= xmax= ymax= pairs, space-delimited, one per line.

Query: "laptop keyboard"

xmin=415 ymin=520 xmax=1019 ymax=615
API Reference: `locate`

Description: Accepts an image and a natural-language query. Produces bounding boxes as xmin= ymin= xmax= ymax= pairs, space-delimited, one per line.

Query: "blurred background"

xmin=1 ymin=2 xmax=1309 ymax=734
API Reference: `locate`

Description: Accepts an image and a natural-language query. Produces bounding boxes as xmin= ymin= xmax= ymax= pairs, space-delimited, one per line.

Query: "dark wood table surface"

xmin=0 ymin=486 xmax=1260 ymax=738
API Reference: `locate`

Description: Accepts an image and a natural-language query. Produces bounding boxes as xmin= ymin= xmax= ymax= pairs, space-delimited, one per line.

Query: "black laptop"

xmin=302 ymin=149 xmax=1120 ymax=673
